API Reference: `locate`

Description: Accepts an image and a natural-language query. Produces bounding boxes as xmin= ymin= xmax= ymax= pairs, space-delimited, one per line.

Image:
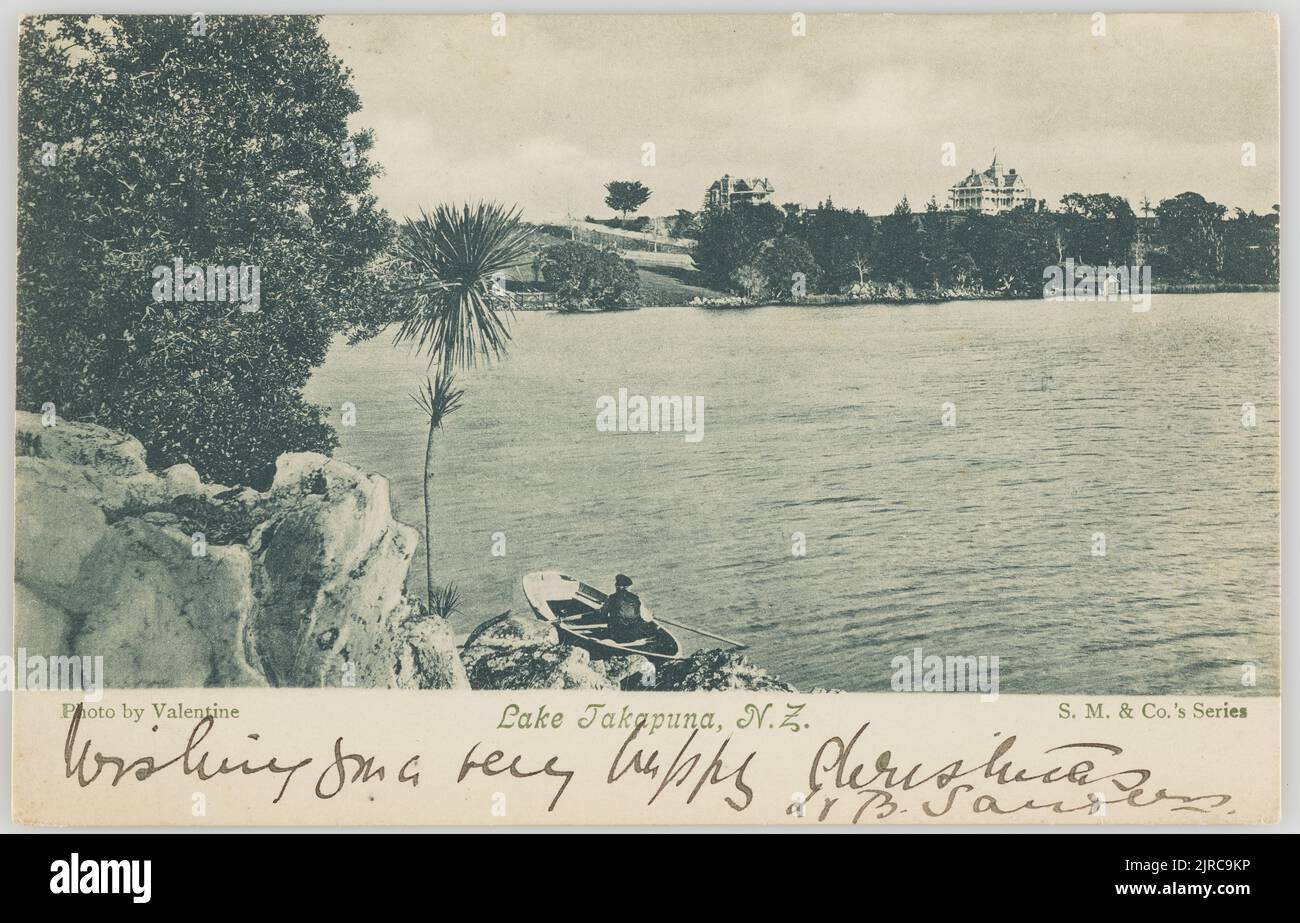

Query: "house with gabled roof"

xmin=705 ymin=174 xmax=775 ymax=210
xmin=948 ymin=154 xmax=1030 ymax=214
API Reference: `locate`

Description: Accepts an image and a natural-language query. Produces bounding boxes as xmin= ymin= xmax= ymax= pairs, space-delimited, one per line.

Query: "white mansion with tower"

xmin=948 ymin=154 xmax=1031 ymax=214
xmin=697 ymin=156 xmax=1030 ymax=219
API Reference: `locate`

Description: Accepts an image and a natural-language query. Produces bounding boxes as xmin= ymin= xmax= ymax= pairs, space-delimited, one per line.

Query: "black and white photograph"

xmin=2 ymin=5 xmax=1293 ymax=854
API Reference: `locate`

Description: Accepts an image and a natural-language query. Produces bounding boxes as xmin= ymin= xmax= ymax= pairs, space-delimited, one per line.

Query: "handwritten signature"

xmin=803 ymin=721 xmax=1233 ymax=822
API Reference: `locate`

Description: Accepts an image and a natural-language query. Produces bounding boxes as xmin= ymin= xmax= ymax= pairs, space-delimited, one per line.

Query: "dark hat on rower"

xmin=615 ymin=574 xmax=632 ymax=588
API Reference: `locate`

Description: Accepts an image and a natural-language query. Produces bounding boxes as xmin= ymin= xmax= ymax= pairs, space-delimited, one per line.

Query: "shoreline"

xmin=697 ymin=283 xmax=1280 ymax=311
xmin=519 ymin=283 xmax=1280 ymax=314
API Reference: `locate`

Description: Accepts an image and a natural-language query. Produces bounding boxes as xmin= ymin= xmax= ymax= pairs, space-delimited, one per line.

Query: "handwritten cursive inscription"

xmin=806 ymin=722 xmax=1233 ymax=823
xmin=608 ymin=723 xmax=756 ymax=811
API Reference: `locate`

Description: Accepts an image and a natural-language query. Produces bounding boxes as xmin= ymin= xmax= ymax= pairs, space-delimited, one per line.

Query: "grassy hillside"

xmin=632 ymin=261 xmax=726 ymax=304
xmin=519 ymin=225 xmax=726 ymax=305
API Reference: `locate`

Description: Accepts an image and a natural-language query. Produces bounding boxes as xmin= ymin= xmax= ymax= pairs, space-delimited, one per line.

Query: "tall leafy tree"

xmin=993 ymin=201 xmax=1061 ymax=296
xmin=668 ymin=209 xmax=701 ymax=239
xmin=797 ymin=203 xmax=876 ymax=292
xmin=1221 ymin=208 xmax=1279 ymax=284
xmin=917 ymin=197 xmax=959 ymax=291
xmin=746 ymin=236 xmax=822 ymax=300
xmin=18 ymin=15 xmax=390 ymax=486
xmin=540 ymin=242 xmax=640 ymax=311
xmin=955 ymin=214 xmax=1002 ymax=291
xmin=692 ymin=201 xmax=785 ymax=291
xmin=1156 ymin=192 xmax=1228 ymax=280
xmin=872 ymin=196 xmax=924 ymax=288
xmin=1058 ymin=192 xmax=1138 ymax=265
xmin=603 ymin=180 xmax=652 ymax=219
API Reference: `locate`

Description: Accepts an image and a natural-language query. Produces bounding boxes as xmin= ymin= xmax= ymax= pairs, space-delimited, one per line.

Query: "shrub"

xmin=540 ymin=242 xmax=641 ymax=311
xmin=731 ymin=265 xmax=768 ymax=301
xmin=752 ymin=236 xmax=823 ymax=299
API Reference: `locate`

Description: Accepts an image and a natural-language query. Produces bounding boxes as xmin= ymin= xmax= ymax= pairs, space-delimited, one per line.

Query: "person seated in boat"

xmin=602 ymin=574 xmax=649 ymax=642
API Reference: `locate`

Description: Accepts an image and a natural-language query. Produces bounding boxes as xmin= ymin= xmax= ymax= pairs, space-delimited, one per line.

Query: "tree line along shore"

xmin=505 ymin=191 xmax=1279 ymax=312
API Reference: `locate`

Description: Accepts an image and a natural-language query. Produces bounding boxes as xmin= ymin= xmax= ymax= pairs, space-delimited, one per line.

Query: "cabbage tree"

xmin=393 ymin=203 xmax=533 ymax=610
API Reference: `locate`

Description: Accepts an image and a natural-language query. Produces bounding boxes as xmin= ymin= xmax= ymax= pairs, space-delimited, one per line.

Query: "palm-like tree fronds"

xmin=392 ymin=202 xmax=536 ymax=372
xmin=410 ymin=367 xmax=464 ymax=429
xmin=428 ymin=582 xmax=462 ymax=620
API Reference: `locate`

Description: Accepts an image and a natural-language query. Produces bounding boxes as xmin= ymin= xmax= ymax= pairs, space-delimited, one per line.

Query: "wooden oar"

xmin=653 ymin=616 xmax=748 ymax=650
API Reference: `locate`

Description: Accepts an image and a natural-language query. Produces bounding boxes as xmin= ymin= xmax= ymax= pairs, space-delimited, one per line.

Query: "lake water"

xmin=305 ymin=294 xmax=1279 ymax=694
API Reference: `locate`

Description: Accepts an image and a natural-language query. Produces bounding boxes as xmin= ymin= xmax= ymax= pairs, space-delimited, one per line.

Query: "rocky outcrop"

xmin=459 ymin=612 xmax=635 ymax=690
xmin=15 ymin=413 xmax=793 ymax=694
xmin=243 ymin=452 xmax=465 ymax=689
xmin=460 ymin=612 xmax=794 ymax=692
xmin=651 ymin=649 xmax=796 ymax=692
xmin=14 ymin=412 xmax=466 ymax=689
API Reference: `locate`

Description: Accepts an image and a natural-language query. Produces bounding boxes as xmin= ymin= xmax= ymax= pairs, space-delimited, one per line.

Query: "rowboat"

xmin=522 ymin=571 xmax=683 ymax=661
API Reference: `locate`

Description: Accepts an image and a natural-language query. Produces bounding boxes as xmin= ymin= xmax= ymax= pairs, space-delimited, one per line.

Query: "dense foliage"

xmin=540 ymin=242 xmax=641 ymax=311
xmin=691 ymin=202 xmax=785 ymax=291
xmin=18 ymin=15 xmax=390 ymax=486
xmin=688 ymin=191 xmax=1278 ymax=301
xmin=739 ymin=236 xmax=822 ymax=300
xmin=783 ymin=199 xmax=876 ymax=291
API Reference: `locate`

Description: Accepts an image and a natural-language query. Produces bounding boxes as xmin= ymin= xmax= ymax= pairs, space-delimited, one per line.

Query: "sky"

xmin=320 ymin=13 xmax=1280 ymax=222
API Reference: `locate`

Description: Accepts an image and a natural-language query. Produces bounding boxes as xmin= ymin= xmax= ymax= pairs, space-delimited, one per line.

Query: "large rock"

xmin=652 ymin=649 xmax=797 ymax=692
xmin=16 ymin=412 xmax=148 ymax=476
xmin=467 ymin=645 xmax=617 ymax=690
xmin=394 ymin=617 xmax=469 ymax=689
xmin=460 ymin=612 xmax=617 ymax=690
xmin=13 ymin=582 xmax=73 ymax=656
xmin=596 ymin=655 xmax=657 ymax=689
xmin=13 ymin=440 xmax=261 ymax=687
xmin=462 ymin=610 xmax=559 ymax=654
xmin=74 ymin=518 xmax=263 ymax=687
xmin=245 ymin=452 xmax=467 ymax=689
xmin=13 ymin=457 xmax=112 ymax=609
xmin=13 ymin=412 xmax=466 ymax=689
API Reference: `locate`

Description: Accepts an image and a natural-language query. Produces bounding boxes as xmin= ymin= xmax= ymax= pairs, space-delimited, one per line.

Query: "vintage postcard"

xmin=9 ymin=12 xmax=1280 ymax=825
